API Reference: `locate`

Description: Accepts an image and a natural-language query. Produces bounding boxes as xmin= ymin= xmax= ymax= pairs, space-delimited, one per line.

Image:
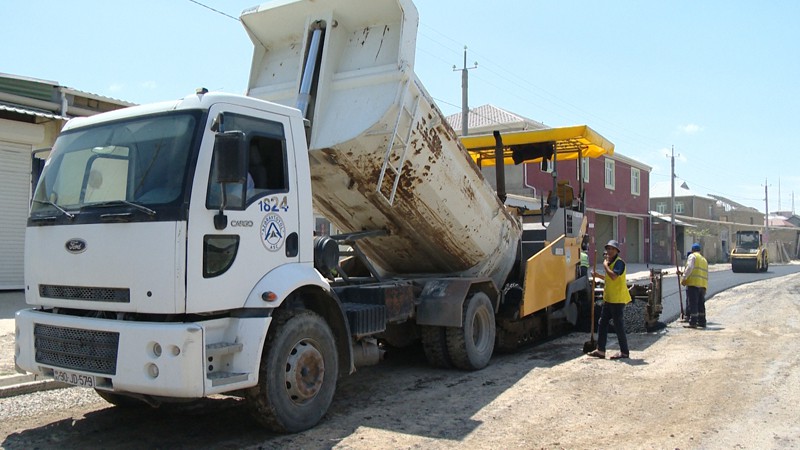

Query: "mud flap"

xmin=416 ymin=278 xmax=497 ymax=327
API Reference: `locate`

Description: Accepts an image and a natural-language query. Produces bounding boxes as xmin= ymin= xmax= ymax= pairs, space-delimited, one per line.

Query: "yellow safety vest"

xmin=685 ymin=253 xmax=708 ymax=289
xmin=603 ymin=256 xmax=631 ymax=304
xmin=580 ymin=252 xmax=589 ymax=268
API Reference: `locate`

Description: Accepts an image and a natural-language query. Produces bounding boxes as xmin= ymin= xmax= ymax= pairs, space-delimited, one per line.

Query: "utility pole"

xmin=670 ymin=146 xmax=685 ymax=320
xmin=764 ymin=178 xmax=770 ymax=246
xmin=670 ymin=145 xmax=676 ymax=266
xmin=453 ymin=46 xmax=477 ymax=136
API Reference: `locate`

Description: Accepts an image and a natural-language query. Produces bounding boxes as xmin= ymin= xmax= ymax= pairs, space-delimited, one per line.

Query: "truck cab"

xmin=16 ymin=91 xmax=351 ymax=422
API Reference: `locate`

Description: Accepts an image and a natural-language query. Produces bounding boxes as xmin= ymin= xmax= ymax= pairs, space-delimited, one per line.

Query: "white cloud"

xmin=140 ymin=81 xmax=157 ymax=90
xmin=108 ymin=83 xmax=125 ymax=92
xmin=677 ymin=123 xmax=704 ymax=134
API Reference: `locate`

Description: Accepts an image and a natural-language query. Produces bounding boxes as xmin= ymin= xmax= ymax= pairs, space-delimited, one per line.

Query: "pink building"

xmin=447 ymin=105 xmax=652 ymax=264
xmin=522 ymin=153 xmax=651 ymax=264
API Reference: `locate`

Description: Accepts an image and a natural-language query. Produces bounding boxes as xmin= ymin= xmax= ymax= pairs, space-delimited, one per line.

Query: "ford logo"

xmin=65 ymin=238 xmax=87 ymax=254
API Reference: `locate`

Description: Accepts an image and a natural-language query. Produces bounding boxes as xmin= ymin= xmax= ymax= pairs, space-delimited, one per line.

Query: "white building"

xmin=0 ymin=73 xmax=133 ymax=289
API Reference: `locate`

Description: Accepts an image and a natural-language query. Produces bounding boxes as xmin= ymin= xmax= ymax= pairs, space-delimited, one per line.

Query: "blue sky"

xmin=3 ymin=1 xmax=798 ymax=213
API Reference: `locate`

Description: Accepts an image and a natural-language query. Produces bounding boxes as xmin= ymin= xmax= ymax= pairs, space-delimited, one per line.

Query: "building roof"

xmin=708 ymin=194 xmax=760 ymax=212
xmin=650 ymin=180 xmax=714 ymax=201
xmin=768 ymin=215 xmax=797 ymax=228
xmin=0 ymin=72 xmax=134 ymax=119
xmin=650 ymin=211 xmax=697 ymax=227
xmin=445 ymin=104 xmax=548 ymax=135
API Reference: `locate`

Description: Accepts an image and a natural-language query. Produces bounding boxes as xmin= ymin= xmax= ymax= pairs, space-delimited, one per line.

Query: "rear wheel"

xmin=246 ymin=309 xmax=338 ymax=433
xmin=446 ymin=292 xmax=496 ymax=370
xmin=421 ymin=325 xmax=452 ymax=368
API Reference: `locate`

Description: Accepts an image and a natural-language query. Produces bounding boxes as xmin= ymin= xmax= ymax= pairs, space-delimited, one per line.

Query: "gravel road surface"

xmin=2 ymin=272 xmax=800 ymax=449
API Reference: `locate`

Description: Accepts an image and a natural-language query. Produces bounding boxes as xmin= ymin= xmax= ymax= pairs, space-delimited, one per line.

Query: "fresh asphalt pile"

xmin=622 ymin=300 xmax=649 ymax=333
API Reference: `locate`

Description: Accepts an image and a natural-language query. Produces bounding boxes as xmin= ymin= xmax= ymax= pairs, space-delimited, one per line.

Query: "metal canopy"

xmin=460 ymin=125 xmax=615 ymax=167
xmin=0 ymin=103 xmax=66 ymax=120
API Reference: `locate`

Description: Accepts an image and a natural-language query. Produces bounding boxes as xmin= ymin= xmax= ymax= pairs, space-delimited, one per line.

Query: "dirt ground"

xmin=267 ymin=272 xmax=800 ymax=449
xmin=2 ymin=273 xmax=800 ymax=449
xmin=0 ymin=334 xmax=14 ymax=377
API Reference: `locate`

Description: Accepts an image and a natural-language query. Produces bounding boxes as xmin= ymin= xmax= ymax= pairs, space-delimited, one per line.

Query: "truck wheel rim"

xmin=284 ymin=339 xmax=325 ymax=404
xmin=473 ymin=307 xmax=492 ymax=352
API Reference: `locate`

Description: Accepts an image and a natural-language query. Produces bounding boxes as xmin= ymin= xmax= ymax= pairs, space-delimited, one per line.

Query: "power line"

xmin=421 ymin=19 xmax=657 ymax=144
xmin=431 ymin=96 xmax=461 ymax=111
xmin=424 ymin=19 xmax=784 ymax=211
xmin=418 ymin=21 xmax=660 ymax=152
xmin=186 ymin=0 xmax=239 ymax=21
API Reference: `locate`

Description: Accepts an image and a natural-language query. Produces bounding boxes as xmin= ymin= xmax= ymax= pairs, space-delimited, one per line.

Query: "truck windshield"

xmin=31 ymin=112 xmax=199 ymax=220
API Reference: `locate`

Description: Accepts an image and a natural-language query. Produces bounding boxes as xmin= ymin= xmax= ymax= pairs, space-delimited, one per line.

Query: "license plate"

xmin=53 ymin=369 xmax=96 ymax=387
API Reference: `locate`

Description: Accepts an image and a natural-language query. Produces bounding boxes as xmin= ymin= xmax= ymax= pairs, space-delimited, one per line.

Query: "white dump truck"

xmin=15 ymin=0 xmax=615 ymax=432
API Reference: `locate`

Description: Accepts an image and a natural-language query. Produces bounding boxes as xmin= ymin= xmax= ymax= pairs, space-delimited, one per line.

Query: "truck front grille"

xmin=39 ymin=284 xmax=130 ymax=303
xmin=34 ymin=324 xmax=119 ymax=375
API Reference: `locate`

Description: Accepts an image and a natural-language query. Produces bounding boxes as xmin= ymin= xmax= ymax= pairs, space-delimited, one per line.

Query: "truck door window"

xmin=207 ymin=114 xmax=287 ymax=210
xmin=246 ymin=135 xmax=287 ymax=201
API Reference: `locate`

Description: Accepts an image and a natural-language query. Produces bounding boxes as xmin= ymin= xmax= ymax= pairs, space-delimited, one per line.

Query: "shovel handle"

xmin=590 ymin=249 xmax=597 ymax=337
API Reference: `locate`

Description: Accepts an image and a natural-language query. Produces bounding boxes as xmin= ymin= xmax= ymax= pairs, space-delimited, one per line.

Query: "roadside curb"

xmin=0 ymin=373 xmax=68 ymax=399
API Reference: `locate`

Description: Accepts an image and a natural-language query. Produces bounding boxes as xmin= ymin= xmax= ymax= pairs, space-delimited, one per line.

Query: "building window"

xmin=604 ymin=159 xmax=615 ymax=189
xmin=580 ymin=157 xmax=589 ymax=183
xmin=656 ymin=202 xmax=667 ymax=213
xmin=540 ymin=159 xmax=553 ymax=173
xmin=631 ymin=168 xmax=640 ymax=196
xmin=675 ymin=201 xmax=684 ymax=214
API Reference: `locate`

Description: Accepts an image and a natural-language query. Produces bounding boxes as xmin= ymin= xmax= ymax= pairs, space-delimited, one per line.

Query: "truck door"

xmin=185 ymin=104 xmax=299 ymax=313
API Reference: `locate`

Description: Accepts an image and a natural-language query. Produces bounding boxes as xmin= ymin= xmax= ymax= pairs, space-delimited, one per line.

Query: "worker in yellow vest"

xmin=682 ymin=243 xmax=708 ymax=328
xmin=588 ymin=240 xmax=631 ymax=360
xmin=579 ymin=242 xmax=590 ymax=277
xmin=579 ymin=242 xmax=592 ymax=303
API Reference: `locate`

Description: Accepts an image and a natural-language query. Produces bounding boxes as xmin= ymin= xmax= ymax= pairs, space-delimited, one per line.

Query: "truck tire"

xmin=246 ymin=309 xmax=338 ymax=433
xmin=420 ymin=325 xmax=452 ymax=368
xmin=446 ymin=292 xmax=496 ymax=370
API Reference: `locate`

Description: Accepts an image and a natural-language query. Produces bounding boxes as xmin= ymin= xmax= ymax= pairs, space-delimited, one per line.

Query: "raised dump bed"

xmin=241 ymin=0 xmax=521 ymax=286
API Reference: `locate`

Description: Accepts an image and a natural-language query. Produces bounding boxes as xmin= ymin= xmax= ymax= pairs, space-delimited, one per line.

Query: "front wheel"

xmin=246 ymin=309 xmax=338 ymax=433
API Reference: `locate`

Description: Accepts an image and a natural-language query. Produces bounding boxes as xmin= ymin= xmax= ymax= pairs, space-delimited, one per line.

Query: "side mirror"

xmin=213 ymin=131 xmax=247 ymax=184
xmin=212 ymin=130 xmax=246 ymax=230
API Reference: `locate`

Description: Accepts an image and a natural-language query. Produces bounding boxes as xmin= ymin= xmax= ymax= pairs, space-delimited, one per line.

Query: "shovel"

xmin=583 ymin=252 xmax=598 ymax=353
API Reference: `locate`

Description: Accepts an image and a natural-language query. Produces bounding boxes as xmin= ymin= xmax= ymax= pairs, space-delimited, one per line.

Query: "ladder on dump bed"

xmin=375 ymin=79 xmax=421 ymax=205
